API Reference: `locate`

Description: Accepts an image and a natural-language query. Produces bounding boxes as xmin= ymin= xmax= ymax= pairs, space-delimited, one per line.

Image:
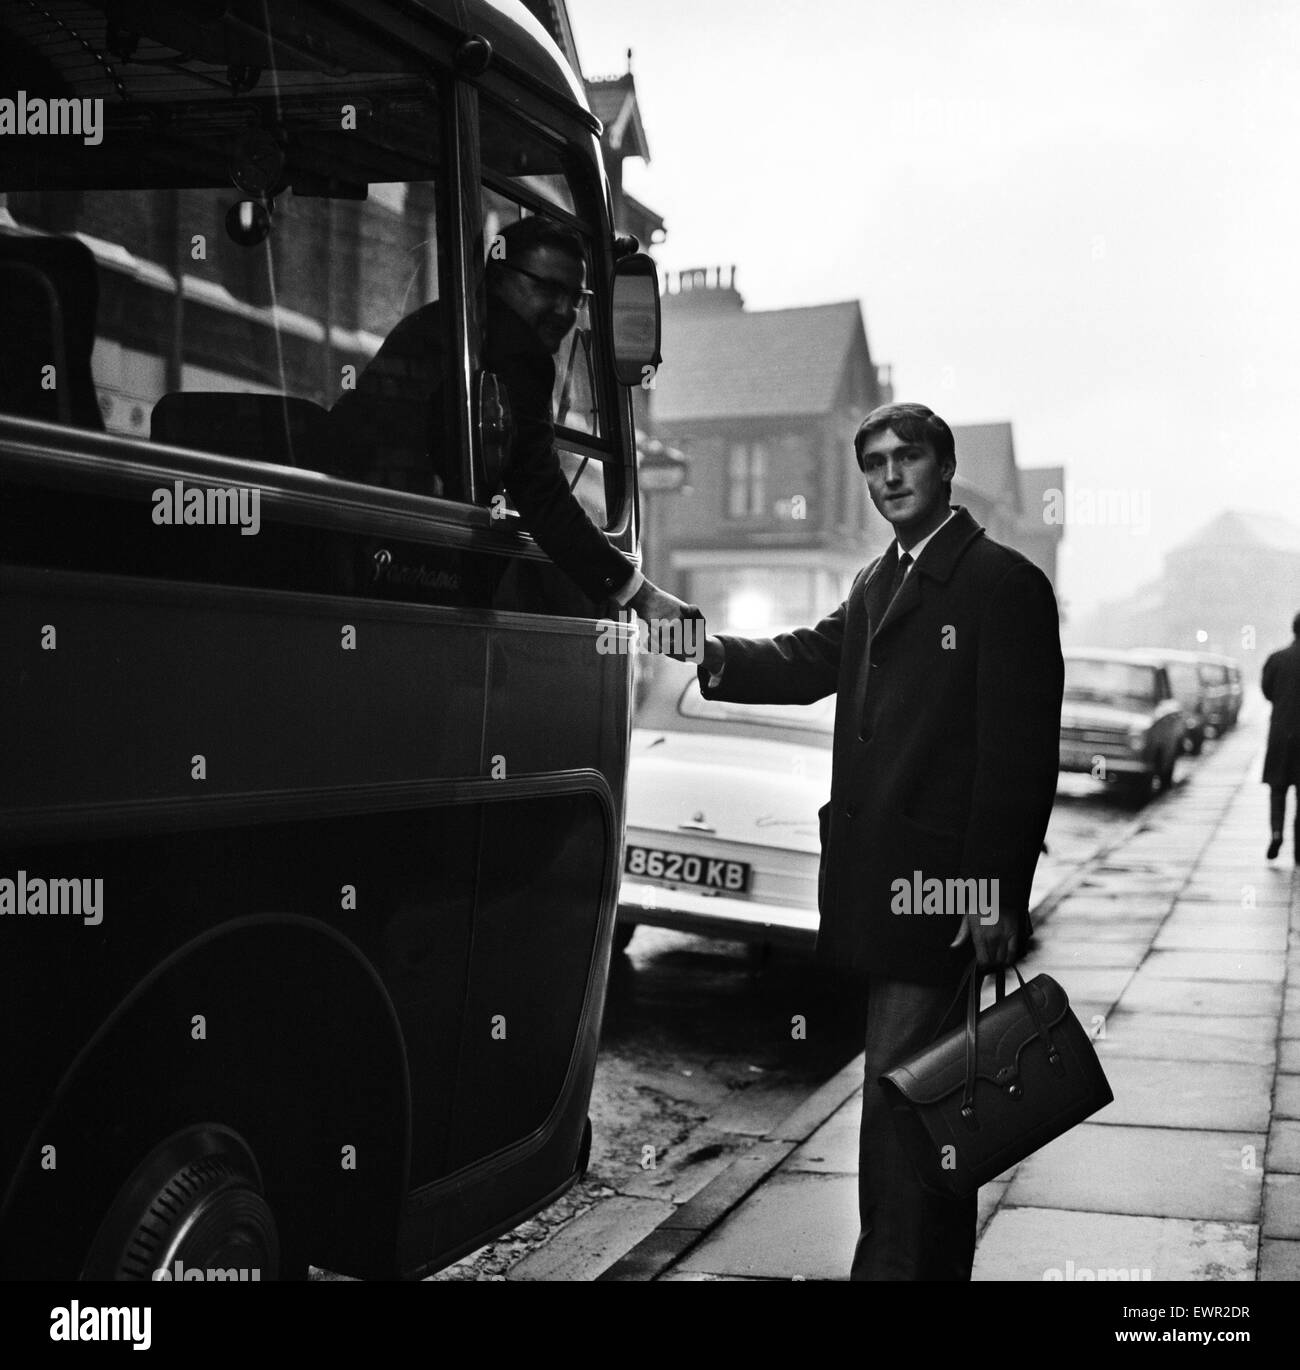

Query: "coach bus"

xmin=0 ymin=0 xmax=658 ymax=1280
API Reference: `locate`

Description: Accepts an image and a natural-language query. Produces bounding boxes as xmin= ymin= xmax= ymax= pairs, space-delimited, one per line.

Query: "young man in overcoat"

xmin=696 ymin=401 xmax=1064 ymax=1280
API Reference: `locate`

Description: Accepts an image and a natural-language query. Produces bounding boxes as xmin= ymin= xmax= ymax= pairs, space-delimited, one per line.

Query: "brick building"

xmin=649 ymin=267 xmax=890 ymax=630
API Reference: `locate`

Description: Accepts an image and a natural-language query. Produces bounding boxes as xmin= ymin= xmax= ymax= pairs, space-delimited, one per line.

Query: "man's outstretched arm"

xmin=693 ymin=595 xmax=851 ymax=706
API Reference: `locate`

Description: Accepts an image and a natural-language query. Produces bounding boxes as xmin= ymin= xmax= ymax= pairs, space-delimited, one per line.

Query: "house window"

xmin=727 ymin=442 xmax=768 ymax=519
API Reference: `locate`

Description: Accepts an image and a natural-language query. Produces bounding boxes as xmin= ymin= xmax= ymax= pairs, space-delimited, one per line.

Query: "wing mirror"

xmin=610 ymin=251 xmax=661 ymax=387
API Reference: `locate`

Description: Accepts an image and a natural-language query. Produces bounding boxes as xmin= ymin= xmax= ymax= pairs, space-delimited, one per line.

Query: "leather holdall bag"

xmin=878 ymin=964 xmax=1113 ymax=1198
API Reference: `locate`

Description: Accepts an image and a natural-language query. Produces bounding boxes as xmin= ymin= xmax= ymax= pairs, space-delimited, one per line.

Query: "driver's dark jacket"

xmin=327 ymin=292 xmax=635 ymax=605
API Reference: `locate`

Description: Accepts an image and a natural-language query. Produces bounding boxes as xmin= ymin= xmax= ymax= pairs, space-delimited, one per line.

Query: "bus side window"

xmin=0 ymin=229 xmax=104 ymax=431
xmin=318 ymin=174 xmax=460 ymax=497
xmin=3 ymin=87 xmax=465 ymax=502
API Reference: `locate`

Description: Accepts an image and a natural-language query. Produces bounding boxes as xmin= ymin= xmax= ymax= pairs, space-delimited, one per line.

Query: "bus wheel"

xmin=82 ymin=1125 xmax=282 ymax=1282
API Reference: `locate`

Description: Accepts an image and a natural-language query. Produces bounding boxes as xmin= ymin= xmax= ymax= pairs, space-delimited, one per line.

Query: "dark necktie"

xmin=886 ymin=550 xmax=912 ymax=605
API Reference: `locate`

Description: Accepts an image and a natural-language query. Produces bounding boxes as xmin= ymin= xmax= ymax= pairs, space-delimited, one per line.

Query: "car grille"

xmin=1060 ymin=726 xmax=1129 ymax=747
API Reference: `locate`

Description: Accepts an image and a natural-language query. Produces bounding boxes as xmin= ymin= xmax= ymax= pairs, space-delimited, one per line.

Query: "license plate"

xmin=623 ymin=846 xmax=750 ymax=894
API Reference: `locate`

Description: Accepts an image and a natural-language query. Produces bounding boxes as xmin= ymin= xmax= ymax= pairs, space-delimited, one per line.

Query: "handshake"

xmin=626 ymin=582 xmax=723 ymax=671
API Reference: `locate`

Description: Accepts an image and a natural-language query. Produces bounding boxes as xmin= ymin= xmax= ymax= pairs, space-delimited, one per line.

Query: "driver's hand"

xmin=628 ymin=582 xmax=706 ymax=663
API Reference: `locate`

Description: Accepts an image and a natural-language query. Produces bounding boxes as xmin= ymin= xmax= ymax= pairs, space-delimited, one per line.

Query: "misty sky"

xmin=569 ymin=0 xmax=1300 ymax=618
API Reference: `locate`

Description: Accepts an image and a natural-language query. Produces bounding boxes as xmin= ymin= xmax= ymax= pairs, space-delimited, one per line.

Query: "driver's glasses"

xmin=503 ymin=262 xmax=591 ymax=312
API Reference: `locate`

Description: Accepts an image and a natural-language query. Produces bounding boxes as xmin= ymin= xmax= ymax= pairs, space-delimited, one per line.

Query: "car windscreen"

xmin=1064 ymin=658 xmax=1158 ymax=708
xmin=1166 ymin=662 xmax=1200 ymax=694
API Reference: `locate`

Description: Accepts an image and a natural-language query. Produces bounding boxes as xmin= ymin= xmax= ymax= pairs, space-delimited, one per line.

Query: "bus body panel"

xmin=1 ymin=556 xmax=629 ymax=1276
xmin=0 ymin=0 xmax=641 ymax=1277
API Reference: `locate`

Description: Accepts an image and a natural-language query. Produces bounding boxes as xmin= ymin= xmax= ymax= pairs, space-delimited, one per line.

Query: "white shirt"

xmin=892 ymin=506 xmax=956 ymax=580
xmin=612 ymin=567 xmax=644 ymax=606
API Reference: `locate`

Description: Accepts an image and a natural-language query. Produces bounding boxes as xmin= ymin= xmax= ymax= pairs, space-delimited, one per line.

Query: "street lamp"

xmin=637 ymin=434 xmax=687 ymax=493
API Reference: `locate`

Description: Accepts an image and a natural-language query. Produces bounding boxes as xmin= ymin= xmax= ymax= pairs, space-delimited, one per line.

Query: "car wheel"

xmin=82 ymin=1125 xmax=285 ymax=1282
xmin=613 ymin=922 xmax=636 ymax=954
xmin=1188 ymin=728 xmax=1203 ymax=757
xmin=1119 ymin=772 xmax=1153 ymax=806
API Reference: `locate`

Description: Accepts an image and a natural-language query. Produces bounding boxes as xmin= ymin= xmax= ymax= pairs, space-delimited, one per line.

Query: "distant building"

xmin=950 ymin=423 xmax=1022 ymax=545
xmin=583 ymin=72 xmax=663 ymax=249
xmin=650 ymin=266 xmax=889 ymax=629
xmin=1016 ymin=464 xmax=1066 ymax=592
xmin=1068 ymin=509 xmax=1300 ymax=660
xmin=947 ymin=424 xmax=1063 ymax=593
xmin=520 ymin=6 xmax=665 ymax=443
xmin=581 ymin=67 xmax=662 ymax=438
xmin=521 ymin=6 xmax=664 ymax=248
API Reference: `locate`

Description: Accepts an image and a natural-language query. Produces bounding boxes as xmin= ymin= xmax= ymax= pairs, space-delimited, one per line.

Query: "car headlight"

xmin=1128 ymin=728 xmax=1147 ymax=751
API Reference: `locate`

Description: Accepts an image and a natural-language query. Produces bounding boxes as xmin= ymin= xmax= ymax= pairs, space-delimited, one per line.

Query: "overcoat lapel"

xmin=862 ymin=543 xmax=899 ymax=632
xmin=848 ymin=546 xmax=897 ymax=727
xmin=873 ymin=508 xmax=985 ymax=642
xmin=849 ymin=510 xmax=985 ymax=728
xmin=873 ymin=560 xmax=922 ymax=638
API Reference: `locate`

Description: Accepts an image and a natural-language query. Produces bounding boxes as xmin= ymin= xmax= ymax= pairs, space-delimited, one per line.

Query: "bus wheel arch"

xmin=2 ymin=915 xmax=410 ymax=1281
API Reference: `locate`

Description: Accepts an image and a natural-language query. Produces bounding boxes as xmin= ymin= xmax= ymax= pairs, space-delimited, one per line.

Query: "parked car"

xmin=1195 ymin=653 xmax=1241 ymax=733
xmin=1138 ymin=649 xmax=1213 ymax=754
xmin=1058 ymin=649 xmax=1186 ymax=803
xmin=616 ymin=665 xmax=834 ymax=951
xmin=1222 ymin=658 xmax=1243 ymax=726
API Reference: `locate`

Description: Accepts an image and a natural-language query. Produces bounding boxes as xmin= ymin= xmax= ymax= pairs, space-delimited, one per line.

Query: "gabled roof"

xmin=585 ymin=73 xmax=651 ymax=160
xmin=1172 ymin=510 xmax=1300 ymax=554
xmin=653 ymin=300 xmax=872 ymax=424
xmin=951 ymin=422 xmax=1022 ymax=514
xmin=621 ymin=190 xmax=664 ymax=237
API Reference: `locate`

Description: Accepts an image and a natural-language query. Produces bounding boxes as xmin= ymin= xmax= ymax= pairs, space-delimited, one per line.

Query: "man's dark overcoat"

xmin=1262 ymin=638 xmax=1300 ymax=787
xmin=699 ymin=507 xmax=1064 ymax=983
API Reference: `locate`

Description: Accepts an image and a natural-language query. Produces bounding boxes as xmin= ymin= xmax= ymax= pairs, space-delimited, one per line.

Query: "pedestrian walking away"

xmin=1262 ymin=611 xmax=1300 ymax=862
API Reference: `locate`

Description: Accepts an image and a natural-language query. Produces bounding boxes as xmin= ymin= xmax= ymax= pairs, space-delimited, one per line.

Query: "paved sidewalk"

xmin=600 ymin=710 xmax=1300 ymax=1281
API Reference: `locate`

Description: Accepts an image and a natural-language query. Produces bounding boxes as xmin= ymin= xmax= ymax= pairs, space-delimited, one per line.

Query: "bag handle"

xmin=960 ymin=963 xmax=1062 ymax=1124
xmin=930 ymin=959 xmax=1005 ymax=1047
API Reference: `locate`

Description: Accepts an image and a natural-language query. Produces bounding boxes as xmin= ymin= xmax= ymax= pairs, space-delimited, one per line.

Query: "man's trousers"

xmin=1269 ymin=782 xmax=1299 ymax=859
xmin=850 ymin=968 xmax=978 ymax=1281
